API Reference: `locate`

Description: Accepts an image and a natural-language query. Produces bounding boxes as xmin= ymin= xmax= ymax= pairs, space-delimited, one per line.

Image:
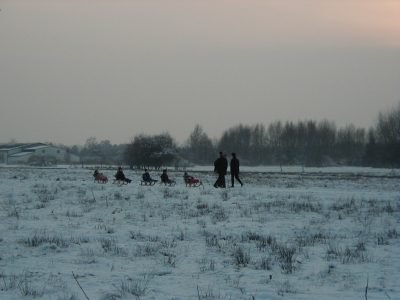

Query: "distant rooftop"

xmin=25 ymin=145 xmax=48 ymax=150
xmin=0 ymin=143 xmax=35 ymax=151
xmin=0 ymin=143 xmax=47 ymax=151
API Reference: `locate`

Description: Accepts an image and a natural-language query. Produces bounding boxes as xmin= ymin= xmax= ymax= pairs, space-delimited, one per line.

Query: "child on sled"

xmin=142 ymin=169 xmax=157 ymax=182
xmin=93 ymin=169 xmax=108 ymax=183
xmin=183 ymin=172 xmax=199 ymax=184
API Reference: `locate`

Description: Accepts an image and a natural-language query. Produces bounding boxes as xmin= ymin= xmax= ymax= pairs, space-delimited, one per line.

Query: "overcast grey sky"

xmin=1 ymin=0 xmax=399 ymax=145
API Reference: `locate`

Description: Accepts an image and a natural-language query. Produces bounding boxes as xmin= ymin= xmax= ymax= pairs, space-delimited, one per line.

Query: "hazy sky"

xmin=1 ymin=0 xmax=399 ymax=146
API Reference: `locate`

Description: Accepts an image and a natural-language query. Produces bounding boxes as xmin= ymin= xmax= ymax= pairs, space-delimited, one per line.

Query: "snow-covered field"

xmin=0 ymin=166 xmax=399 ymax=300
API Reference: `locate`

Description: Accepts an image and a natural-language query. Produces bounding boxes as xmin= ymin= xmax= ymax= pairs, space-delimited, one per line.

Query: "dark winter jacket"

xmin=115 ymin=170 xmax=126 ymax=180
xmin=230 ymin=157 xmax=240 ymax=175
xmin=214 ymin=157 xmax=228 ymax=175
xmin=161 ymin=172 xmax=171 ymax=183
xmin=142 ymin=173 xmax=150 ymax=181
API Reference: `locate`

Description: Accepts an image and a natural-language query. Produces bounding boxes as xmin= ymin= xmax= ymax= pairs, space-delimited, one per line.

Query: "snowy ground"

xmin=0 ymin=166 xmax=399 ymax=300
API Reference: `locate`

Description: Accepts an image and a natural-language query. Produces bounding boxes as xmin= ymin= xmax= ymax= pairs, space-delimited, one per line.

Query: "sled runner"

xmin=159 ymin=180 xmax=176 ymax=187
xmin=140 ymin=179 xmax=157 ymax=186
xmin=112 ymin=179 xmax=128 ymax=185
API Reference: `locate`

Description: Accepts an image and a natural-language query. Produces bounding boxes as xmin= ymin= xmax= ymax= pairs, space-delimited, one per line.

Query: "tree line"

xmin=63 ymin=105 xmax=399 ymax=168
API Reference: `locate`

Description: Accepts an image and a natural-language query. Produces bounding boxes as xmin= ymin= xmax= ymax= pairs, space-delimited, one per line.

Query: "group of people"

xmin=113 ymin=167 xmax=174 ymax=184
xmin=214 ymin=152 xmax=243 ymax=188
xmin=142 ymin=168 xmax=173 ymax=183
xmin=94 ymin=151 xmax=243 ymax=188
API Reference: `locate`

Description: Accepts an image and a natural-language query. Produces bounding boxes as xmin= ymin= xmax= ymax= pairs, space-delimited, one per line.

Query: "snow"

xmin=0 ymin=165 xmax=399 ymax=300
xmin=24 ymin=145 xmax=48 ymax=150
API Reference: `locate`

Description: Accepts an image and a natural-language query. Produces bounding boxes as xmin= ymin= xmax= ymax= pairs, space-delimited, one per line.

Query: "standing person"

xmin=115 ymin=166 xmax=131 ymax=183
xmin=230 ymin=152 xmax=243 ymax=187
xmin=214 ymin=151 xmax=228 ymax=188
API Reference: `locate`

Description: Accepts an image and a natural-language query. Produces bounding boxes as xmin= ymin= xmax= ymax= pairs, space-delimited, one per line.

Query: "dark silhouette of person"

xmin=161 ymin=169 xmax=172 ymax=183
xmin=214 ymin=151 xmax=228 ymax=188
xmin=142 ymin=169 xmax=157 ymax=182
xmin=230 ymin=152 xmax=243 ymax=187
xmin=115 ymin=167 xmax=131 ymax=183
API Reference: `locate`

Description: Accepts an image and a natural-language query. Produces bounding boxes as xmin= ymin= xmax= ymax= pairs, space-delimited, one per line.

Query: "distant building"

xmin=0 ymin=143 xmax=80 ymax=165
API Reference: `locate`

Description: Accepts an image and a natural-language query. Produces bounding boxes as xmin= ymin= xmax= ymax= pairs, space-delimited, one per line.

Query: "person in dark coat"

xmin=214 ymin=151 xmax=228 ymax=188
xmin=115 ymin=167 xmax=131 ymax=183
xmin=161 ymin=169 xmax=172 ymax=183
xmin=142 ymin=169 xmax=157 ymax=182
xmin=230 ymin=152 xmax=243 ymax=187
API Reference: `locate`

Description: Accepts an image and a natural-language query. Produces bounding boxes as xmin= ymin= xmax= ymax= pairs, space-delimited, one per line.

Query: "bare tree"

xmin=375 ymin=105 xmax=399 ymax=144
xmin=374 ymin=104 xmax=400 ymax=166
xmin=186 ymin=125 xmax=214 ymax=164
xmin=267 ymin=121 xmax=283 ymax=165
xmin=218 ymin=124 xmax=252 ymax=163
xmin=335 ymin=124 xmax=365 ymax=165
xmin=250 ymin=123 xmax=267 ymax=164
xmin=363 ymin=127 xmax=379 ymax=166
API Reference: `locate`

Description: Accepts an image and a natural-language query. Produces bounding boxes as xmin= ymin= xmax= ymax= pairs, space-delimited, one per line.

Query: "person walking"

xmin=230 ymin=152 xmax=243 ymax=187
xmin=214 ymin=151 xmax=228 ymax=188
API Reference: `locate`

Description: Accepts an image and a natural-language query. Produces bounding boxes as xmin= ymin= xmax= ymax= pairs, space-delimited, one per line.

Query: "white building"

xmin=0 ymin=143 xmax=80 ymax=165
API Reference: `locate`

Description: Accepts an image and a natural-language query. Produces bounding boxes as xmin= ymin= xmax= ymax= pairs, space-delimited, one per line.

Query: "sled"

xmin=184 ymin=178 xmax=202 ymax=187
xmin=140 ymin=180 xmax=157 ymax=186
xmin=159 ymin=180 xmax=176 ymax=187
xmin=93 ymin=173 xmax=108 ymax=183
xmin=112 ymin=179 xmax=128 ymax=185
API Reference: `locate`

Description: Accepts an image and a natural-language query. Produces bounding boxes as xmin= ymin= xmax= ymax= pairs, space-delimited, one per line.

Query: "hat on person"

xmin=232 ymin=152 xmax=236 ymax=156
